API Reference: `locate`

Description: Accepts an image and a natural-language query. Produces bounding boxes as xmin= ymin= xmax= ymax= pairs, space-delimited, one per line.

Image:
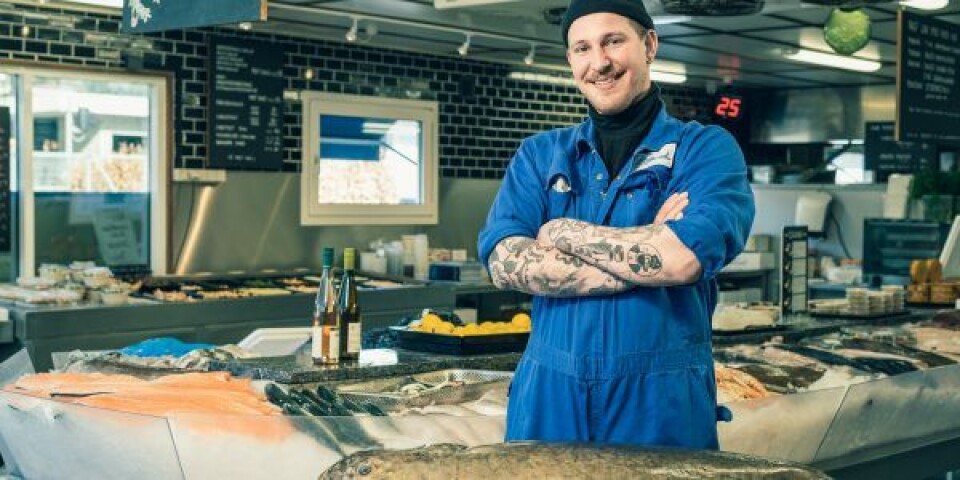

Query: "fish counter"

xmin=0 ymin=279 xmax=457 ymax=372
xmin=1 ymin=310 xmax=960 ymax=479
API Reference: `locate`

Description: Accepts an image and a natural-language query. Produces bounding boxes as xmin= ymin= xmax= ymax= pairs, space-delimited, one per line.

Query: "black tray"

xmin=906 ymin=301 xmax=955 ymax=309
xmin=712 ymin=324 xmax=786 ymax=336
xmin=393 ymin=327 xmax=529 ymax=355
xmin=809 ymin=310 xmax=912 ymax=320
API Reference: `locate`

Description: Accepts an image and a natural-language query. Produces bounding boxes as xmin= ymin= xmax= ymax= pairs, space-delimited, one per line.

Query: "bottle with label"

xmin=338 ymin=247 xmax=362 ymax=362
xmin=312 ymin=247 xmax=339 ymax=365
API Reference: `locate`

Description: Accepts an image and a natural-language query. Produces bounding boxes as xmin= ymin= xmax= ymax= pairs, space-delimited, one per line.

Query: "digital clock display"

xmin=714 ymin=95 xmax=743 ymax=120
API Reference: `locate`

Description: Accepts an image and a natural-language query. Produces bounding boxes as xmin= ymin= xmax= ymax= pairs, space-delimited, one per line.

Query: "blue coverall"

xmin=478 ymin=105 xmax=755 ymax=448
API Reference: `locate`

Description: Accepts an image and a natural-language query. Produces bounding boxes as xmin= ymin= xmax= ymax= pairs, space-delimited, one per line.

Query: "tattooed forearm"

xmin=488 ymin=236 xmax=631 ymax=297
xmin=539 ymin=219 xmax=701 ymax=286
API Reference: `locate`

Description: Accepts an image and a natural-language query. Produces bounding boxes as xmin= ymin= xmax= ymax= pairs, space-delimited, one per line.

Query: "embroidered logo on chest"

xmin=635 ymin=143 xmax=677 ymax=172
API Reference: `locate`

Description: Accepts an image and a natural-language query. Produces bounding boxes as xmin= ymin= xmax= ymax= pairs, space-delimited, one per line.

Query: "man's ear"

xmin=646 ymin=30 xmax=659 ymax=63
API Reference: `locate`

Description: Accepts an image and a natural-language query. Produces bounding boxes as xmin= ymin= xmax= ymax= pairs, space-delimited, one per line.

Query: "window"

xmin=301 ymin=93 xmax=438 ymax=225
xmin=0 ymin=66 xmax=169 ymax=277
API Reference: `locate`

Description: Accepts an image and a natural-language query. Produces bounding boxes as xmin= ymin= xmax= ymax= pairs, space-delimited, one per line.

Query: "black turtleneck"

xmin=589 ymin=84 xmax=663 ymax=177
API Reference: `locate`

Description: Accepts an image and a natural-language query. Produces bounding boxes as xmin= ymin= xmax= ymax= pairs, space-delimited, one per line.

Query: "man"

xmin=477 ymin=0 xmax=755 ymax=448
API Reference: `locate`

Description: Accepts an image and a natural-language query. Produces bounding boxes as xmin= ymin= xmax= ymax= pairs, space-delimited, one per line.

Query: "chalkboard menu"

xmin=897 ymin=10 xmax=960 ymax=146
xmin=0 ymin=107 xmax=9 ymax=252
xmin=209 ymin=36 xmax=284 ymax=170
xmin=864 ymin=121 xmax=936 ymax=181
xmin=122 ymin=0 xmax=265 ymax=34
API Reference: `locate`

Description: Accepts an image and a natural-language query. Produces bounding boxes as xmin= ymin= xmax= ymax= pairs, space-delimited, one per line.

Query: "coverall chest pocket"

xmin=546 ymin=189 xmax=576 ymax=220
xmin=612 ymin=169 xmax=669 ymax=227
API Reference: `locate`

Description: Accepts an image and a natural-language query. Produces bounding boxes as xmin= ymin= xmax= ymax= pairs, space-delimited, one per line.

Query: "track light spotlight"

xmin=345 ymin=17 xmax=359 ymax=42
xmin=457 ymin=34 xmax=471 ymax=56
xmin=238 ymin=22 xmax=253 ymax=31
xmin=523 ymin=44 xmax=536 ymax=65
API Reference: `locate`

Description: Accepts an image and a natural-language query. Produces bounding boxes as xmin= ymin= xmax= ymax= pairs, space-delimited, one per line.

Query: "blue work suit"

xmin=477 ymin=105 xmax=755 ymax=448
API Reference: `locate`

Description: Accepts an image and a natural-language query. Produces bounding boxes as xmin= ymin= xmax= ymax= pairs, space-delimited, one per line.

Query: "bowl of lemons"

xmin=410 ymin=311 xmax=531 ymax=336
xmin=398 ymin=311 xmax=532 ymax=354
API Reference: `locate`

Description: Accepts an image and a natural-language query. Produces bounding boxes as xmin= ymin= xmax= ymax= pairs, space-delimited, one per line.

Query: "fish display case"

xmin=4 ymin=313 xmax=960 ymax=479
xmin=2 ymin=273 xmax=455 ymax=371
xmin=2 ymin=359 xmax=960 ymax=479
xmin=0 ymin=389 xmax=507 ymax=480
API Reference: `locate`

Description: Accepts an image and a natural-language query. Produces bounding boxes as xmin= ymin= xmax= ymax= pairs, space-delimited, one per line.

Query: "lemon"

xmin=435 ymin=321 xmax=455 ymax=334
xmin=511 ymin=313 xmax=532 ymax=329
xmin=422 ymin=313 xmax=444 ymax=327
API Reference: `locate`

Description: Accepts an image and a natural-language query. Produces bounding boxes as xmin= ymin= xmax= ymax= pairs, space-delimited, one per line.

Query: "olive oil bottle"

xmin=312 ymin=247 xmax=339 ymax=365
xmin=338 ymin=248 xmax=362 ymax=362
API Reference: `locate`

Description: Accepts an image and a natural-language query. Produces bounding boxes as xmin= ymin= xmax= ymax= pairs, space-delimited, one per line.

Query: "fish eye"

xmin=357 ymin=463 xmax=373 ymax=476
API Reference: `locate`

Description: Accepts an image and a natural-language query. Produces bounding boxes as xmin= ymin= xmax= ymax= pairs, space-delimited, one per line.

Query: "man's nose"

xmin=590 ymin=51 xmax=613 ymax=73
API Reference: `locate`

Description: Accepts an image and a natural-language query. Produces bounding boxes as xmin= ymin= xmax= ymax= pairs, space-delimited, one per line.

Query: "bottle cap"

xmin=322 ymin=247 xmax=334 ymax=268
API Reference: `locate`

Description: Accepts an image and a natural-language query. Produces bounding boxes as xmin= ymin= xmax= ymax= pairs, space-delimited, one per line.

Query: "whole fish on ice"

xmin=318 ymin=442 xmax=830 ymax=479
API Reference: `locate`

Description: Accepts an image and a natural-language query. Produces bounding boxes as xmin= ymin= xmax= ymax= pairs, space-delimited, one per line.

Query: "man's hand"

xmin=654 ymin=192 xmax=689 ymax=224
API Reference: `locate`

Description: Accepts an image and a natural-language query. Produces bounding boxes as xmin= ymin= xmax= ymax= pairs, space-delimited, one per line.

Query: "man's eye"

xmin=573 ymin=45 xmax=588 ymax=54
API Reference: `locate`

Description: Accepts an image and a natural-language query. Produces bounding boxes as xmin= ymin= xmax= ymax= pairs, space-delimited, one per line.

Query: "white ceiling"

xmin=260 ymin=0 xmax=959 ymax=88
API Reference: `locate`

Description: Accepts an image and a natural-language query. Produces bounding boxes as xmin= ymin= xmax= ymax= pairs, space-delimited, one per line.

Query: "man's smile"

xmin=588 ymin=70 xmax=625 ymax=89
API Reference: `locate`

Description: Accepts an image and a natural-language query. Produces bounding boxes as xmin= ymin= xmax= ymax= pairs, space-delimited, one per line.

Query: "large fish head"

xmin=319 ymin=444 xmax=467 ymax=479
xmin=318 ymin=450 xmax=389 ymax=480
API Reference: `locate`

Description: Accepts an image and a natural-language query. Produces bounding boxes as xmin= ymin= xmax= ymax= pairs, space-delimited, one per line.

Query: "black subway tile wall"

xmin=0 ymin=4 xmax=715 ymax=179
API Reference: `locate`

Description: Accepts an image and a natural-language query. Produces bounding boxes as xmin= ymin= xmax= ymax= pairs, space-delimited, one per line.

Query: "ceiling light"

xmin=20 ymin=25 xmax=31 ymax=37
xmin=304 ymin=68 xmax=314 ymax=80
xmin=652 ymin=15 xmax=693 ymax=25
xmin=62 ymin=0 xmax=123 ymax=7
xmin=508 ymin=71 xmax=576 ymax=87
xmin=650 ymin=70 xmax=687 ymax=84
xmin=345 ymin=17 xmax=358 ymax=42
xmin=782 ymin=47 xmax=882 ymax=72
xmin=509 ymin=69 xmax=686 ymax=86
xmin=457 ymin=34 xmax=471 ymax=56
xmin=523 ymin=44 xmax=536 ymax=65
xmin=899 ymin=0 xmax=949 ymax=9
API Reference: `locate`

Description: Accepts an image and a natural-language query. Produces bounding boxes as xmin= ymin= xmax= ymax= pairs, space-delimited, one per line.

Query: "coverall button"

xmin=595 ymin=173 xmax=603 ymax=181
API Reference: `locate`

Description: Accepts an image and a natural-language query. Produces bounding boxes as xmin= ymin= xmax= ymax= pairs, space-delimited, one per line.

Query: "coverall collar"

xmin=545 ymin=104 xmax=683 ymax=193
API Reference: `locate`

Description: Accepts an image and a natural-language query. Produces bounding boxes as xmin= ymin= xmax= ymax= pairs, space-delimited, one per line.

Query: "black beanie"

xmin=561 ymin=0 xmax=656 ymax=46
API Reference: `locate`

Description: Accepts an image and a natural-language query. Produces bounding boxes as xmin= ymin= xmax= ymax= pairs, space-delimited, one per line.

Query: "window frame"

xmin=300 ymin=92 xmax=439 ymax=225
xmin=0 ymin=63 xmax=171 ymax=277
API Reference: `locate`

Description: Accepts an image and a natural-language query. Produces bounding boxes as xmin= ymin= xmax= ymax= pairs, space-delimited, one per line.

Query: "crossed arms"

xmin=488 ymin=192 xmax=703 ymax=297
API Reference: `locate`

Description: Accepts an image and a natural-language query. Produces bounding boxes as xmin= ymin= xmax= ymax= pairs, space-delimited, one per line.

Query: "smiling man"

xmin=477 ymin=0 xmax=756 ymax=448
